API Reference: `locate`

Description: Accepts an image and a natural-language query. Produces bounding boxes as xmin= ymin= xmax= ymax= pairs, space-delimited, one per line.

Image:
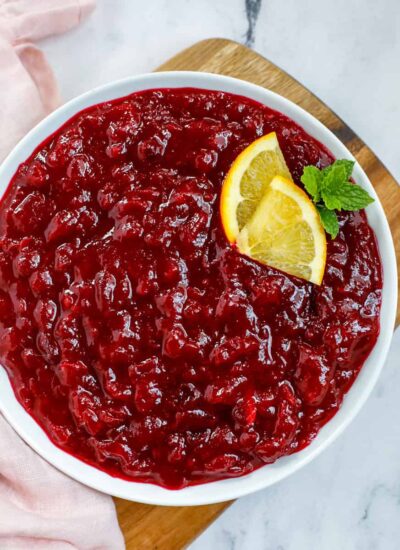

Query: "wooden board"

xmin=115 ymin=38 xmax=400 ymax=550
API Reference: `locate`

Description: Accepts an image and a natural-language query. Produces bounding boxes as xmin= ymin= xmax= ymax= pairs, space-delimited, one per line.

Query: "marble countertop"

xmin=40 ymin=1 xmax=400 ymax=548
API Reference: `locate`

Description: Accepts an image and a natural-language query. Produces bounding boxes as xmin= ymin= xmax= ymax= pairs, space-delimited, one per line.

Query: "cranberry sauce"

xmin=0 ymin=88 xmax=382 ymax=488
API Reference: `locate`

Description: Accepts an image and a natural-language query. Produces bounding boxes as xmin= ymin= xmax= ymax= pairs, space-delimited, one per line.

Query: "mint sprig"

xmin=301 ymin=159 xmax=374 ymax=238
xmin=316 ymin=205 xmax=339 ymax=238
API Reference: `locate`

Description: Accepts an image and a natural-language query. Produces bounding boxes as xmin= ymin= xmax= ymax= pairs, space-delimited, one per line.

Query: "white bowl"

xmin=0 ymin=72 xmax=397 ymax=506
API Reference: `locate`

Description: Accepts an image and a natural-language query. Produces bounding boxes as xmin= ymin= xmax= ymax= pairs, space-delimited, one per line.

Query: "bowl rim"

xmin=0 ymin=71 xmax=397 ymax=506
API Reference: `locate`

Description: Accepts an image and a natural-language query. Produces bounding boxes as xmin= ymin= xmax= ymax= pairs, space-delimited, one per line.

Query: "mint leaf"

xmin=300 ymin=158 xmax=374 ymax=240
xmin=322 ymin=159 xmax=354 ymax=180
xmin=301 ymin=166 xmax=322 ymax=202
xmin=335 ymin=182 xmax=375 ymax=210
xmin=317 ymin=205 xmax=339 ymax=238
xmin=320 ymin=164 xmax=348 ymax=210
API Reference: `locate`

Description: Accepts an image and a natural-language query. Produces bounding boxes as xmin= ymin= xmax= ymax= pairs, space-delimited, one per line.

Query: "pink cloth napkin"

xmin=0 ymin=1 xmax=125 ymax=549
xmin=0 ymin=0 xmax=92 ymax=161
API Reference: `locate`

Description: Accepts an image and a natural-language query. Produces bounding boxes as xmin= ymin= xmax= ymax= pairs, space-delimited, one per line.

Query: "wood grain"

xmin=115 ymin=38 xmax=400 ymax=550
xmin=115 ymin=498 xmax=229 ymax=550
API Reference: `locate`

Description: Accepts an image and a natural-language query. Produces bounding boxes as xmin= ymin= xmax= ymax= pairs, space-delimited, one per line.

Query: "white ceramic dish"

xmin=0 ymin=72 xmax=397 ymax=506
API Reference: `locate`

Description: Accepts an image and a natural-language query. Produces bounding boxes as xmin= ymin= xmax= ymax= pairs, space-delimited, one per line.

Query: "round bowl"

xmin=0 ymin=72 xmax=397 ymax=506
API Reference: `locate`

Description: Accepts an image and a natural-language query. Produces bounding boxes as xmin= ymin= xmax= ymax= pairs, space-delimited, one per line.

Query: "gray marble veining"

xmin=245 ymin=0 xmax=263 ymax=46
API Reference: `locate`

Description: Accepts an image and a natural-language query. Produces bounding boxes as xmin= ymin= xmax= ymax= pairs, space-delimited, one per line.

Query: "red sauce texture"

xmin=0 ymin=88 xmax=382 ymax=488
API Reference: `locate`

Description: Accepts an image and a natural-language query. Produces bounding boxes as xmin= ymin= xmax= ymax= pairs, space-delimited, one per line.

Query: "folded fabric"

xmin=0 ymin=1 xmax=125 ymax=549
xmin=0 ymin=0 xmax=94 ymax=162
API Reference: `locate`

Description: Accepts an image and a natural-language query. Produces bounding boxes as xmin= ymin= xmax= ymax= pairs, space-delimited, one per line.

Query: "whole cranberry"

xmin=294 ymin=343 xmax=332 ymax=406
